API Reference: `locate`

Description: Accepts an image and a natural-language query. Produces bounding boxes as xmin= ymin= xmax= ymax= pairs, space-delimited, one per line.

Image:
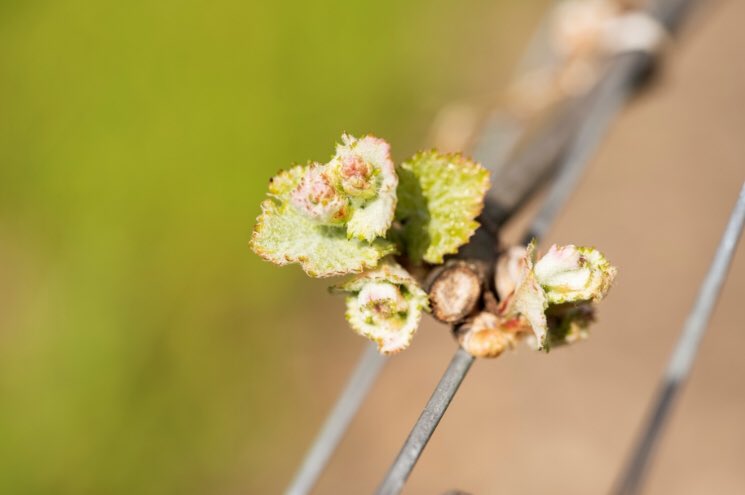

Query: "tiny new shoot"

xmin=249 ymin=133 xmax=616 ymax=356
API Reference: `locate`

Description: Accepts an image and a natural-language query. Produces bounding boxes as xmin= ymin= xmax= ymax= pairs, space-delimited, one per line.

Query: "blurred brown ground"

xmin=276 ymin=1 xmax=745 ymax=493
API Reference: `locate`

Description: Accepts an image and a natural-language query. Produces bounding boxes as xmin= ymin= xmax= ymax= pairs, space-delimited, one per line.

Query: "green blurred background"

xmin=0 ymin=1 xmax=547 ymax=492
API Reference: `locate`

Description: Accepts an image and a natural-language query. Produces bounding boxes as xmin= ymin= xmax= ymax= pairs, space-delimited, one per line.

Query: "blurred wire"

xmin=526 ymin=0 xmax=696 ymax=243
xmin=613 ymin=182 xmax=745 ymax=495
xmin=523 ymin=52 xmax=648 ymax=243
xmin=286 ymin=343 xmax=385 ymax=495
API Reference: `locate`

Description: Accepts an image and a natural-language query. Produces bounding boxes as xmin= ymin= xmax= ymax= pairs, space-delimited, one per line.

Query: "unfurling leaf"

xmin=332 ymin=259 xmax=429 ymax=354
xmin=395 ymin=151 xmax=490 ymax=264
xmin=250 ymin=164 xmax=394 ymax=277
xmin=494 ymin=241 xmax=616 ymax=351
xmin=329 ymin=134 xmax=399 ymax=242
xmin=533 ymin=243 xmax=617 ymax=304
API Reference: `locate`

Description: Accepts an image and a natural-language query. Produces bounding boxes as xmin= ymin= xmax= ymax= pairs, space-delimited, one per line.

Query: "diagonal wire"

xmin=613 ymin=182 xmax=745 ymax=495
xmin=376 ymin=2 xmax=698 ymax=493
xmin=375 ymin=348 xmax=475 ymax=495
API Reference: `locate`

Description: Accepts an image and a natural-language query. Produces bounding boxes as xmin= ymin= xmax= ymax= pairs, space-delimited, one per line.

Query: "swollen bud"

xmin=456 ymin=312 xmax=518 ymax=359
xmin=337 ymin=155 xmax=376 ymax=199
xmin=331 ymin=134 xmax=399 ymax=241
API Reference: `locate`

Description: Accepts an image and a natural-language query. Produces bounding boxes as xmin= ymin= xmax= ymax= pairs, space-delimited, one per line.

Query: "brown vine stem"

xmin=428 ymin=261 xmax=484 ymax=324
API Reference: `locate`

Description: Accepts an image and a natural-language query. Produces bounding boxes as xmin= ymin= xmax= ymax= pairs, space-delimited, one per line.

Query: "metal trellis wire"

xmin=613 ymin=182 xmax=745 ymax=495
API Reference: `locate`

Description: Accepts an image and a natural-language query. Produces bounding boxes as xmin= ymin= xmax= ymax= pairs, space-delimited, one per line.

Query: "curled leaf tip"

xmin=331 ymin=134 xmax=398 ymax=242
xmin=534 ymin=244 xmax=617 ymax=304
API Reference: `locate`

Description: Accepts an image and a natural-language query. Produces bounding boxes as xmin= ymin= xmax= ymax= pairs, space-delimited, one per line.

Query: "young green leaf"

xmin=250 ymin=165 xmax=395 ymax=277
xmin=395 ymin=151 xmax=490 ymax=264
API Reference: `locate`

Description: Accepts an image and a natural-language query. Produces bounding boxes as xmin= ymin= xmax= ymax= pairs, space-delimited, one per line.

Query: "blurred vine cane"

xmin=376 ymin=1 xmax=698 ymax=494
xmin=613 ymin=182 xmax=745 ymax=495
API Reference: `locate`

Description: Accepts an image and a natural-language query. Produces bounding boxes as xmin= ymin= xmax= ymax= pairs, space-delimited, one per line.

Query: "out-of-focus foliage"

xmin=0 ymin=0 xmax=545 ymax=493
